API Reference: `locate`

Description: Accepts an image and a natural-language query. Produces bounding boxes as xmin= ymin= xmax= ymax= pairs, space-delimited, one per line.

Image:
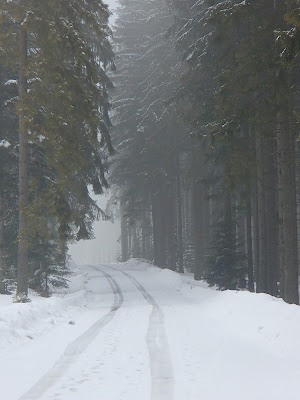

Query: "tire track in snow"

xmin=120 ymin=270 xmax=174 ymax=400
xmin=19 ymin=270 xmax=123 ymax=400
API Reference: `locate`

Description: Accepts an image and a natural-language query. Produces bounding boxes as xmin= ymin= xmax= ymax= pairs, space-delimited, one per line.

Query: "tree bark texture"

xmin=0 ymin=194 xmax=5 ymax=294
xmin=141 ymin=214 xmax=146 ymax=259
xmin=277 ymin=108 xmax=299 ymax=304
xmin=17 ymin=22 xmax=29 ymax=297
xmin=264 ymin=141 xmax=279 ymax=296
xmin=132 ymin=222 xmax=139 ymax=258
xmin=151 ymin=187 xmax=167 ymax=267
xmin=128 ymin=223 xmax=132 ymax=258
xmin=192 ymin=148 xmax=209 ymax=280
xmin=176 ymin=161 xmax=184 ymax=273
xmin=142 ymin=203 xmax=152 ymax=261
xmin=295 ymin=140 xmax=300 ymax=280
xmin=246 ymin=200 xmax=254 ymax=292
xmin=183 ymin=184 xmax=194 ymax=271
xmin=166 ymin=182 xmax=176 ymax=271
xmin=251 ymin=174 xmax=260 ymax=289
xmin=255 ymin=131 xmax=268 ymax=293
xmin=120 ymin=201 xmax=129 ymax=262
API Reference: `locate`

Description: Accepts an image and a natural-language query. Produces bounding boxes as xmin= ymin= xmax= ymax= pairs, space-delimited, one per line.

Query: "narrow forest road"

xmin=1 ymin=260 xmax=300 ymax=400
xmin=20 ymin=265 xmax=173 ymax=400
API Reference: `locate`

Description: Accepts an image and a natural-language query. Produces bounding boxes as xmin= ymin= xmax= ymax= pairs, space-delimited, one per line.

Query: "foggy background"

xmin=68 ymin=193 xmax=120 ymax=265
xmin=69 ymin=0 xmax=120 ymax=265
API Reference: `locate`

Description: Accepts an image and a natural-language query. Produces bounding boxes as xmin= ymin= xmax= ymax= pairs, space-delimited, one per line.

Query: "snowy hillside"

xmin=0 ymin=260 xmax=299 ymax=400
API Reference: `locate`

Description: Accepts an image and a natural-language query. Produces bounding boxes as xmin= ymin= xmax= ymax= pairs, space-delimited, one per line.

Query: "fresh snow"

xmin=4 ymin=79 xmax=17 ymax=86
xmin=0 ymin=259 xmax=300 ymax=400
xmin=0 ymin=139 xmax=11 ymax=148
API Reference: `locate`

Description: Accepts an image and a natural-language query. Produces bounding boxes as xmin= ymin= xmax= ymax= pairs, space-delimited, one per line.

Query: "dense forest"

xmin=0 ymin=0 xmax=114 ymax=300
xmin=1 ymin=0 xmax=300 ymax=305
xmin=110 ymin=0 xmax=300 ymax=305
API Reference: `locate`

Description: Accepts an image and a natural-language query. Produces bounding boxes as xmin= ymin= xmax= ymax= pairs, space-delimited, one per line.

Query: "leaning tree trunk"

xmin=16 ymin=20 xmax=29 ymax=298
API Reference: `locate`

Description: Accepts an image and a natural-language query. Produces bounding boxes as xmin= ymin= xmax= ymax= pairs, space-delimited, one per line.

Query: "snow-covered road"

xmin=1 ymin=260 xmax=300 ymax=400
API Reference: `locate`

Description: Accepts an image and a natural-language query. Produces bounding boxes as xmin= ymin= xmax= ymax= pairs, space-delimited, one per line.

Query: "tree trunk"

xmin=132 ymin=221 xmax=139 ymax=258
xmin=192 ymin=178 xmax=204 ymax=279
xmin=151 ymin=190 xmax=160 ymax=266
xmin=151 ymin=187 xmax=166 ymax=267
xmin=0 ymin=194 xmax=5 ymax=294
xmin=17 ymin=21 xmax=29 ymax=298
xmin=277 ymin=107 xmax=299 ymax=304
xmin=251 ymin=175 xmax=260 ymax=290
xmin=128 ymin=223 xmax=132 ymax=258
xmin=183 ymin=184 xmax=194 ymax=271
xmin=142 ymin=201 xmax=152 ymax=261
xmin=192 ymin=148 xmax=208 ymax=280
xmin=141 ymin=214 xmax=146 ymax=259
xmin=224 ymin=191 xmax=233 ymax=242
xmin=166 ymin=182 xmax=176 ymax=271
xmin=120 ymin=201 xmax=129 ymax=262
xmin=264 ymin=141 xmax=279 ymax=296
xmin=176 ymin=157 xmax=184 ymax=273
xmin=278 ymin=177 xmax=285 ymax=299
xmin=295 ymin=140 xmax=300 ymax=284
xmin=246 ymin=200 xmax=254 ymax=292
xmin=236 ymin=202 xmax=247 ymax=289
xmin=255 ymin=131 xmax=268 ymax=293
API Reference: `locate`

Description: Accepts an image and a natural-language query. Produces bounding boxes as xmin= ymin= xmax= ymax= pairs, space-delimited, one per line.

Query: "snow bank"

xmin=1 ymin=259 xmax=300 ymax=400
xmin=122 ymin=259 xmax=300 ymax=400
xmin=0 ymin=263 xmax=88 ymax=354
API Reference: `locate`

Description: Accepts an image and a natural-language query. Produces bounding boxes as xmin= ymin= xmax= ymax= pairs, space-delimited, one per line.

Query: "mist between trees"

xmin=109 ymin=0 xmax=300 ymax=305
xmin=1 ymin=0 xmax=300 ymax=305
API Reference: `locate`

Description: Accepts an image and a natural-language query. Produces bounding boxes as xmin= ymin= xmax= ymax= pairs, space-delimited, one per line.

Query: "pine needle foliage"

xmin=204 ymin=219 xmax=246 ymax=291
xmin=0 ymin=0 xmax=115 ymax=295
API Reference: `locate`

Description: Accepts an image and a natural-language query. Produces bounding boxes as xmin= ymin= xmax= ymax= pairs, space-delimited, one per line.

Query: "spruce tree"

xmin=0 ymin=0 xmax=115 ymax=299
xmin=0 ymin=64 xmax=19 ymax=294
xmin=111 ymin=0 xmax=188 ymax=270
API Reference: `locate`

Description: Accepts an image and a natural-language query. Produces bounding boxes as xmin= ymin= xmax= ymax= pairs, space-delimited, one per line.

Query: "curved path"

xmin=1 ymin=261 xmax=299 ymax=400
xmin=19 ymin=270 xmax=123 ymax=400
xmin=17 ymin=265 xmax=174 ymax=400
xmin=119 ymin=270 xmax=174 ymax=400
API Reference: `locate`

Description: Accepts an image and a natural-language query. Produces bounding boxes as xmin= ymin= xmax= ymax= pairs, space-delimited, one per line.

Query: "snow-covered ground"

xmin=1 ymin=259 xmax=300 ymax=400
